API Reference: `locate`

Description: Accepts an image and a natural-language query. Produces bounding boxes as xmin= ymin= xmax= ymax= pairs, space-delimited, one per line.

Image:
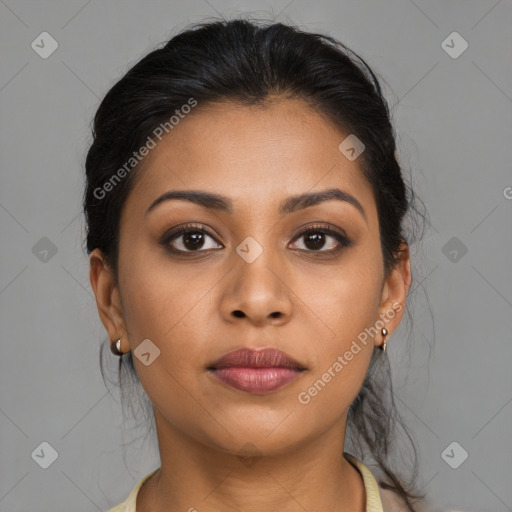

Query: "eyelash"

xmin=160 ymin=222 xmax=352 ymax=257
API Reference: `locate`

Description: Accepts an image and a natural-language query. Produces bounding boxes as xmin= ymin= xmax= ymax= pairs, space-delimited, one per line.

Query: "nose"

xmin=219 ymin=248 xmax=293 ymax=327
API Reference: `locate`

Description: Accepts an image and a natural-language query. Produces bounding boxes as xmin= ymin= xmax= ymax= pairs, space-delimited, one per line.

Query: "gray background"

xmin=1 ymin=1 xmax=511 ymax=511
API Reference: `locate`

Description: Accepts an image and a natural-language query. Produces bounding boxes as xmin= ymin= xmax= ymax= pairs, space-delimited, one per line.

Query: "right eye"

xmin=161 ymin=223 xmax=224 ymax=254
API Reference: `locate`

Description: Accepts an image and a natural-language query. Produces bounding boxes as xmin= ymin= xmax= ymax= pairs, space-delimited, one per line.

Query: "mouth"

xmin=207 ymin=347 xmax=307 ymax=395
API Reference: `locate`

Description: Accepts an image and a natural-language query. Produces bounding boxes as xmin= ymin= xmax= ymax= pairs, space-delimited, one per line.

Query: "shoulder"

xmin=105 ymin=469 xmax=159 ymax=512
xmin=378 ymin=486 xmax=430 ymax=512
xmin=343 ymin=452 xmax=460 ymax=512
xmin=379 ymin=485 xmax=468 ymax=512
xmin=106 ymin=505 xmax=128 ymax=512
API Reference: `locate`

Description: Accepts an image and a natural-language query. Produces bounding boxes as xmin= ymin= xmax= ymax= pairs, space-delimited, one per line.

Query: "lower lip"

xmin=209 ymin=367 xmax=304 ymax=394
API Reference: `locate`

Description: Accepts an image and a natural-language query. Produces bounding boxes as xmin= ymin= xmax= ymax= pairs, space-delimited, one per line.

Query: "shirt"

xmin=106 ymin=452 xmax=456 ymax=512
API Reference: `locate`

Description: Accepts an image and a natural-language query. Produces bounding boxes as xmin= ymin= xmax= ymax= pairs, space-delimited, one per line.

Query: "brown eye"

xmin=289 ymin=224 xmax=351 ymax=254
xmin=180 ymin=231 xmax=208 ymax=250
xmin=302 ymin=232 xmax=328 ymax=250
xmin=161 ymin=223 xmax=223 ymax=254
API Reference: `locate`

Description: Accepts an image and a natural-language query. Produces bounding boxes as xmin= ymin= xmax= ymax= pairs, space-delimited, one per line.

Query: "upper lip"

xmin=208 ymin=348 xmax=306 ymax=370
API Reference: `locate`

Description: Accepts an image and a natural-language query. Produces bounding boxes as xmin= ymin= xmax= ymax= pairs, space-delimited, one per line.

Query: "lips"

xmin=208 ymin=347 xmax=306 ymax=370
xmin=207 ymin=348 xmax=306 ymax=394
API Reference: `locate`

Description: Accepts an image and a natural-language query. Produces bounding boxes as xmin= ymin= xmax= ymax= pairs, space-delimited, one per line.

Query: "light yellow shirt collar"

xmin=345 ymin=452 xmax=384 ymax=511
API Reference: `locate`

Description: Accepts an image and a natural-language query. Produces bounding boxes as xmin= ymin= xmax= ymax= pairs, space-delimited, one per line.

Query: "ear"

xmin=376 ymin=242 xmax=411 ymax=348
xmin=89 ymin=248 xmax=128 ymax=352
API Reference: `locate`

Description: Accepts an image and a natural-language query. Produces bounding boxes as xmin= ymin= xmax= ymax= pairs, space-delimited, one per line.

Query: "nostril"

xmin=233 ymin=310 xmax=245 ymax=318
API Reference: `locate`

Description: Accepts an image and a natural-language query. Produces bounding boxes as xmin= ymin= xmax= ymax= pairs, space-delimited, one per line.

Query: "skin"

xmin=90 ymin=97 xmax=411 ymax=512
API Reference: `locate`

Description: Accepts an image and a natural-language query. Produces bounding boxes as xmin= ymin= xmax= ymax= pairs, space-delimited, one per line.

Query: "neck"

xmin=136 ymin=410 xmax=366 ymax=512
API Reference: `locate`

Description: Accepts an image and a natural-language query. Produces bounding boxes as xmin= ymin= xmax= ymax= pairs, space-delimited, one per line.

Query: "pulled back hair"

xmin=84 ymin=17 xmax=429 ymax=510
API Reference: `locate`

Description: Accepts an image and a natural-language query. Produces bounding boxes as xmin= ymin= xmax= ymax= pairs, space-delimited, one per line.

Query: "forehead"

xmin=124 ymin=98 xmax=377 ymax=221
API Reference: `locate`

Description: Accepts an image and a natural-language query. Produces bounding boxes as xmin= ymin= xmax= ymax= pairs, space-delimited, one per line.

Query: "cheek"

xmin=119 ymin=243 xmax=217 ymax=344
xmin=117 ymin=258 xmax=213 ymax=424
xmin=296 ymin=277 xmax=378 ymax=416
xmin=313 ymin=257 xmax=383 ymax=350
xmin=298 ymin=355 xmax=371 ymax=417
xmin=299 ymin=253 xmax=381 ymax=404
xmin=117 ymin=253 xmax=224 ymax=412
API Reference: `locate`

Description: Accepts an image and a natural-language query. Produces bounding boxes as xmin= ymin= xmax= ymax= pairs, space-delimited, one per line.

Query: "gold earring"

xmin=110 ymin=338 xmax=123 ymax=356
xmin=381 ymin=328 xmax=388 ymax=352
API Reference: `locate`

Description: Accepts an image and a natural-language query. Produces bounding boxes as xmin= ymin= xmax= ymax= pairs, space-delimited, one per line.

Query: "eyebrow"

xmin=145 ymin=187 xmax=367 ymax=221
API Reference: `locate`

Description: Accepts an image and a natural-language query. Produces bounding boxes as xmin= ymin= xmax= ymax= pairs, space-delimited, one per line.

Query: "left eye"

xmin=289 ymin=226 xmax=349 ymax=252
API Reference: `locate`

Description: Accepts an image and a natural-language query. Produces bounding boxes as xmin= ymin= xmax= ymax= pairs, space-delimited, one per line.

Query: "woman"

xmin=85 ymin=17 xmax=452 ymax=512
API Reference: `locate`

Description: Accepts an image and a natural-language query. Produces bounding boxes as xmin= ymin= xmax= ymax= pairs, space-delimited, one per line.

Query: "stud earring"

xmin=110 ymin=338 xmax=123 ymax=356
xmin=380 ymin=328 xmax=388 ymax=352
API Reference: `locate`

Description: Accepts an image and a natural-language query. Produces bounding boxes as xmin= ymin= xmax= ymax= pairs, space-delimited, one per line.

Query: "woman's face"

xmin=90 ymin=98 xmax=410 ymax=457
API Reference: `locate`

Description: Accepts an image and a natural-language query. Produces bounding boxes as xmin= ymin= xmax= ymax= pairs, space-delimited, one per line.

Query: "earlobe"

xmin=89 ymin=249 xmax=127 ymax=345
xmin=377 ymin=243 xmax=411 ymax=347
